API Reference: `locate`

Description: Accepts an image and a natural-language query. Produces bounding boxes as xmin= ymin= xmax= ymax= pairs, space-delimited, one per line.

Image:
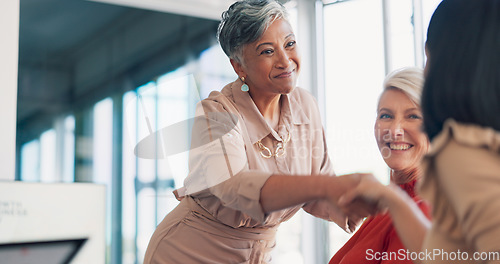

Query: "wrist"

xmin=381 ymin=184 xmax=407 ymax=209
xmin=318 ymin=176 xmax=331 ymax=200
xmin=323 ymin=174 xmax=355 ymax=201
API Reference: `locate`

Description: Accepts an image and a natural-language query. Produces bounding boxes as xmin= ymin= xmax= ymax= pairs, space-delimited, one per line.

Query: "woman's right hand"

xmin=324 ymin=173 xmax=379 ymax=232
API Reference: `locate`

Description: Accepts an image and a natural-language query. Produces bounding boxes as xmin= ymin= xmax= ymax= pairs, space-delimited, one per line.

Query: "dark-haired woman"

xmin=418 ymin=0 xmax=500 ymax=262
xmin=338 ymin=0 xmax=500 ymax=263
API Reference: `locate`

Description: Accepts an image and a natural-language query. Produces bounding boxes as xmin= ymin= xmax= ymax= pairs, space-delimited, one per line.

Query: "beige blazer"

xmin=419 ymin=119 xmax=500 ymax=263
xmin=144 ymin=79 xmax=336 ymax=263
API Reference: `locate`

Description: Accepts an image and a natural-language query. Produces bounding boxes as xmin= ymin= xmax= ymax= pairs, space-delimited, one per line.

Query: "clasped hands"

xmin=322 ymin=173 xmax=390 ymax=233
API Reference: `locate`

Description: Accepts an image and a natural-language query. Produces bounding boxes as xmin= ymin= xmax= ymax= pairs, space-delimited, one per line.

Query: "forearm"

xmin=260 ymin=174 xmax=354 ymax=214
xmin=384 ymin=185 xmax=430 ymax=258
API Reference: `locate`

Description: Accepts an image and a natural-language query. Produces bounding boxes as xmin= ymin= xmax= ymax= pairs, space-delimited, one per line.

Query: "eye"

xmin=260 ymin=49 xmax=274 ymax=55
xmin=409 ymin=114 xmax=422 ymax=119
xmin=286 ymin=40 xmax=296 ymax=48
xmin=379 ymin=113 xmax=392 ymax=119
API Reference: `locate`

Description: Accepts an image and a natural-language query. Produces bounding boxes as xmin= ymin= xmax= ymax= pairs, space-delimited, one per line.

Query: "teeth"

xmin=389 ymin=143 xmax=411 ymax=150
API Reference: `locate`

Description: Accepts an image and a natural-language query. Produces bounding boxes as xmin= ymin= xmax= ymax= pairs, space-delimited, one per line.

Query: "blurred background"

xmin=5 ymin=0 xmax=441 ymax=263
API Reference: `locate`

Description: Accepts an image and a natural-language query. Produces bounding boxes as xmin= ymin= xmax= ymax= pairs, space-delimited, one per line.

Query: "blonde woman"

xmin=330 ymin=67 xmax=431 ymax=264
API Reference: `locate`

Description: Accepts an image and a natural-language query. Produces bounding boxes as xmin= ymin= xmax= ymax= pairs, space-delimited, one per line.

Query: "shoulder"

xmin=425 ymin=119 xmax=500 ymax=194
xmin=431 ymin=120 xmax=500 ymax=166
xmin=194 ymin=82 xmax=241 ymax=127
xmin=288 ymin=87 xmax=321 ymax=119
xmin=200 ymin=81 xmax=238 ymax=113
xmin=289 ymin=87 xmax=318 ymax=105
xmin=436 ymin=138 xmax=500 ymax=188
xmin=427 ymin=119 xmax=500 ymax=158
xmin=423 ymin=119 xmax=500 ymax=178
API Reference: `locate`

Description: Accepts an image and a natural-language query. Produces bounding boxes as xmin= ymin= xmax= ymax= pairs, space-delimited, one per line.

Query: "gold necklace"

xmin=255 ymin=130 xmax=291 ymax=159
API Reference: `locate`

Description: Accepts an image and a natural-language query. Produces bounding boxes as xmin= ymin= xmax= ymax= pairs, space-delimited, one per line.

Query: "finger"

xmin=347 ymin=217 xmax=362 ymax=233
xmin=337 ymin=219 xmax=350 ymax=234
xmin=343 ymin=199 xmax=379 ymax=219
xmin=354 ymin=198 xmax=380 ymax=216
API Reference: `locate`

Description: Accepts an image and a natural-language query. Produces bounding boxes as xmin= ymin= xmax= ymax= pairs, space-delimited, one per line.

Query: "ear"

xmin=230 ymin=58 xmax=246 ymax=79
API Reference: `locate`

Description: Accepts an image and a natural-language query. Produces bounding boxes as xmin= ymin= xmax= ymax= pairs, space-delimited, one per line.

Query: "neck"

xmin=391 ymin=167 xmax=421 ymax=185
xmin=249 ymin=91 xmax=281 ymax=129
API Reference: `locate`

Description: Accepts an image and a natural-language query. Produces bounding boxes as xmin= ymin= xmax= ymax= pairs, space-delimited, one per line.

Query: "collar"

xmin=230 ymin=78 xmax=310 ymax=144
xmin=427 ymin=119 xmax=500 ymax=157
xmin=399 ymin=179 xmax=418 ymax=198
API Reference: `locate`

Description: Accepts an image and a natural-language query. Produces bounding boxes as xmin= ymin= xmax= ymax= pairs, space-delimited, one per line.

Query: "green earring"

xmin=240 ymin=77 xmax=249 ymax=92
xmin=241 ymin=84 xmax=249 ymax=92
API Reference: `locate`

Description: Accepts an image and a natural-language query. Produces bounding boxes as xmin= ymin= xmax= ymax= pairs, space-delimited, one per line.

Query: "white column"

xmin=0 ymin=0 xmax=20 ymax=181
xmin=412 ymin=0 xmax=425 ymax=68
xmin=296 ymin=1 xmax=329 ymax=263
xmin=382 ymin=0 xmax=392 ymax=75
xmin=296 ymin=0 xmax=326 ymax=124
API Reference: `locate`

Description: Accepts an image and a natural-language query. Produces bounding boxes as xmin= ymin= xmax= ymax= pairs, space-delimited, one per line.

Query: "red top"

xmin=329 ymin=180 xmax=431 ymax=264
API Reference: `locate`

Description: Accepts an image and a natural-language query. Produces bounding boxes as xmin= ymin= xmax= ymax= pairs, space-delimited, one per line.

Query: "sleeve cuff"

xmin=209 ymin=170 xmax=272 ymax=224
xmin=235 ymin=170 xmax=272 ymax=223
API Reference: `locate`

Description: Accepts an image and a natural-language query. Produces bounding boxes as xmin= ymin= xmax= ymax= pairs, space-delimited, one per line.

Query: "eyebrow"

xmin=405 ymin=107 xmax=420 ymax=112
xmin=255 ymin=42 xmax=273 ymax=51
xmin=378 ymin=107 xmax=421 ymax=113
xmin=378 ymin=108 xmax=393 ymax=113
xmin=255 ymin=33 xmax=295 ymax=51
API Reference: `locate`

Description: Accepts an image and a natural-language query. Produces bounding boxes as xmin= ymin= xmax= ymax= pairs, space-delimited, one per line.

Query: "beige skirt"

xmin=143 ymin=196 xmax=278 ymax=264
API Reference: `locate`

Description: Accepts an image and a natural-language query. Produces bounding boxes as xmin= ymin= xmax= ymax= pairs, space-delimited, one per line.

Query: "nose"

xmin=390 ymin=120 xmax=404 ymax=140
xmin=275 ymin=49 xmax=291 ymax=69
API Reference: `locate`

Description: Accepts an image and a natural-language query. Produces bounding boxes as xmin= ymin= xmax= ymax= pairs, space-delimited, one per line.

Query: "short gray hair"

xmin=382 ymin=67 xmax=425 ymax=106
xmin=217 ymin=0 xmax=289 ymax=62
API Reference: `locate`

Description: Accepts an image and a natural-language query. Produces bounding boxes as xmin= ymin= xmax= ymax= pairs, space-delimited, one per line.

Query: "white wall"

xmin=0 ymin=0 xmax=19 ymax=181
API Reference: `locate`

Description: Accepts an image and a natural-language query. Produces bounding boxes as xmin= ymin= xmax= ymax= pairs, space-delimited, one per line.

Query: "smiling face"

xmin=230 ymin=18 xmax=300 ymax=98
xmin=375 ymin=89 xmax=429 ymax=173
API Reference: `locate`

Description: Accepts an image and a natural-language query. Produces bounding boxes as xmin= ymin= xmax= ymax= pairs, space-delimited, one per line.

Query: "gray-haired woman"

xmin=143 ymin=1 xmax=369 ymax=263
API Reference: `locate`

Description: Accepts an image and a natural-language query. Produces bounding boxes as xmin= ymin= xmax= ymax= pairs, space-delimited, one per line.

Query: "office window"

xmin=156 ymin=70 xmax=191 ymax=200
xmin=323 ymin=0 xmax=443 ymax=258
xmin=20 ymin=139 xmax=40 ymax=182
xmin=62 ymin=115 xmax=76 ymax=182
xmin=422 ymin=0 xmax=443 ymax=48
xmin=323 ymin=0 xmax=388 ymax=255
xmin=40 ymin=129 xmax=57 ymax=182
xmin=122 ymin=68 xmax=211 ymax=263
xmin=93 ymin=97 xmax=114 ymax=258
xmin=122 ymin=90 xmax=139 ymax=264
xmin=196 ymin=45 xmax=236 ymax=99
xmin=134 ymin=81 xmax=159 ymax=262
xmin=386 ymin=0 xmax=416 ymax=70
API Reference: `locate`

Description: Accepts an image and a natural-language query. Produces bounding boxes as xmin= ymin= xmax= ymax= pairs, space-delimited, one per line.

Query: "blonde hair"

xmin=382 ymin=67 xmax=424 ymax=106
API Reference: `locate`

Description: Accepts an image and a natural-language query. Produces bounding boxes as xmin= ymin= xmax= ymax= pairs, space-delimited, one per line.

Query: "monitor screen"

xmin=0 ymin=238 xmax=87 ymax=264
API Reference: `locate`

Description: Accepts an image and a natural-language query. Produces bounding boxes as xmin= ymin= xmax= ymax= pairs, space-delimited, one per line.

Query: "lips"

xmin=274 ymin=70 xmax=294 ymax=78
xmin=386 ymin=142 xmax=413 ymax=151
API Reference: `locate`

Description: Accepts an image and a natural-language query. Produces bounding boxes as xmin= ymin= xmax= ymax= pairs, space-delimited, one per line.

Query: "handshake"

xmin=312 ymin=173 xmax=399 ymax=234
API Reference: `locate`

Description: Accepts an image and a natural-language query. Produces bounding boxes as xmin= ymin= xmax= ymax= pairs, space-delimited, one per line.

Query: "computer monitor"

xmin=0 ymin=182 xmax=105 ymax=263
xmin=0 ymin=238 xmax=87 ymax=264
